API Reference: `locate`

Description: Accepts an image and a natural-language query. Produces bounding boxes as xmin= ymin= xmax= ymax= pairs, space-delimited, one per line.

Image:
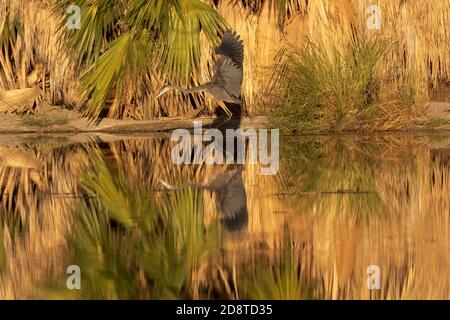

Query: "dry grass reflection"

xmin=0 ymin=132 xmax=449 ymax=299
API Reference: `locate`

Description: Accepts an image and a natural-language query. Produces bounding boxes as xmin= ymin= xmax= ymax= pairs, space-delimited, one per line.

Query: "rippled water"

xmin=0 ymin=131 xmax=449 ymax=299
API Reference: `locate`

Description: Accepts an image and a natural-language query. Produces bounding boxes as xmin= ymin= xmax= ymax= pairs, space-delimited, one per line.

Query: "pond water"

xmin=0 ymin=131 xmax=449 ymax=299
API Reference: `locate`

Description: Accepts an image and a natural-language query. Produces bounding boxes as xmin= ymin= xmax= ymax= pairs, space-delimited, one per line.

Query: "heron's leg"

xmin=217 ymin=100 xmax=232 ymax=118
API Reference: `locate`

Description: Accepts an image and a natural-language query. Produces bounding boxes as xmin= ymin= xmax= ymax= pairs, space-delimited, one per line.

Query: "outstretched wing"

xmin=212 ymin=56 xmax=243 ymax=98
xmin=214 ymin=30 xmax=244 ymax=69
xmin=213 ymin=170 xmax=248 ymax=231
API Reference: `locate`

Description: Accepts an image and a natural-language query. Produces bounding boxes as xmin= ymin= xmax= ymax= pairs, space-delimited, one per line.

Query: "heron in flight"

xmin=155 ymin=30 xmax=244 ymax=118
xmin=159 ymin=167 xmax=248 ymax=231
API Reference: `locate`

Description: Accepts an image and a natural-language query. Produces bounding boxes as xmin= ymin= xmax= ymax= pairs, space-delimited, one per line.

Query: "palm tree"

xmin=57 ymin=0 xmax=229 ymax=119
xmin=58 ymin=0 xmax=306 ymax=119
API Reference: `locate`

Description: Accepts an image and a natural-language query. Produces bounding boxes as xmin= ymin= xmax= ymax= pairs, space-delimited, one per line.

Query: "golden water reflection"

xmin=0 ymin=132 xmax=449 ymax=299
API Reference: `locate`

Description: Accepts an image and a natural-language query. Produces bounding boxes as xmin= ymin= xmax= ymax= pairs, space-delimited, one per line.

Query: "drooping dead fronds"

xmin=0 ymin=0 xmax=448 ymax=120
xmin=0 ymin=86 xmax=43 ymax=113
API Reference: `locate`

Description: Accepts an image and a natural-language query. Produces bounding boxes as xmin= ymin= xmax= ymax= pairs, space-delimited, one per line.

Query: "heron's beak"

xmin=155 ymin=91 xmax=164 ymax=99
xmin=155 ymin=87 xmax=167 ymax=100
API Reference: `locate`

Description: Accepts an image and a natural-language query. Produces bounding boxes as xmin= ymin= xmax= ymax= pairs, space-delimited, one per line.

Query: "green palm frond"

xmin=124 ymin=0 xmax=182 ymax=31
xmin=155 ymin=0 xmax=227 ymax=83
xmin=70 ymin=199 xmax=141 ymax=299
xmin=82 ymin=152 xmax=138 ymax=227
xmin=41 ymin=148 xmax=221 ymax=299
xmin=57 ymin=0 xmax=125 ymax=66
xmin=56 ymin=0 xmax=227 ymax=118
xmin=125 ymin=0 xmax=227 ymax=82
xmin=142 ymin=187 xmax=221 ymax=298
xmin=79 ymin=30 xmax=153 ymax=118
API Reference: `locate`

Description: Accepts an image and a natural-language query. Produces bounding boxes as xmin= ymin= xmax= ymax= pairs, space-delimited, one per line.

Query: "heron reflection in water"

xmin=160 ymin=126 xmax=249 ymax=231
xmin=160 ymin=164 xmax=248 ymax=232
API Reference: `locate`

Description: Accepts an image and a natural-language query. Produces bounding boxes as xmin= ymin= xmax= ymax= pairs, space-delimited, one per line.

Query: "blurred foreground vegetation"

xmin=40 ymin=153 xmax=312 ymax=299
xmin=0 ymin=133 xmax=449 ymax=299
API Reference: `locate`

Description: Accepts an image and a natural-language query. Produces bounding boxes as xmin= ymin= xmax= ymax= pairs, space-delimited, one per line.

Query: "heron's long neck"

xmin=180 ymin=83 xmax=210 ymax=94
xmin=165 ymin=85 xmax=183 ymax=93
xmin=157 ymin=83 xmax=210 ymax=98
xmin=159 ymin=179 xmax=211 ymax=191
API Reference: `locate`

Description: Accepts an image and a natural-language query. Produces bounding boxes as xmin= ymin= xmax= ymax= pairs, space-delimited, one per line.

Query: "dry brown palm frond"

xmin=0 ymin=0 xmax=79 ymax=106
xmin=26 ymin=64 xmax=45 ymax=87
xmin=1 ymin=133 xmax=450 ymax=299
xmin=0 ymin=86 xmax=43 ymax=113
xmin=0 ymin=146 xmax=43 ymax=169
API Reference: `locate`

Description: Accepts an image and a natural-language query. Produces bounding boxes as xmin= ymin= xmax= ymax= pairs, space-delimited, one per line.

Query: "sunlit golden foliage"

xmin=2 ymin=132 xmax=449 ymax=299
xmin=1 ymin=1 xmax=447 ymax=119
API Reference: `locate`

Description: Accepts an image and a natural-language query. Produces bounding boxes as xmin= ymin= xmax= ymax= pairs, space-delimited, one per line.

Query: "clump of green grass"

xmin=22 ymin=115 xmax=69 ymax=127
xmin=426 ymin=117 xmax=450 ymax=128
xmin=272 ymin=37 xmax=389 ymax=132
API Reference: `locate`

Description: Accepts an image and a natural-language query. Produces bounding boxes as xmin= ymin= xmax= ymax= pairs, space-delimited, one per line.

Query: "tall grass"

xmin=272 ymin=37 xmax=390 ymax=131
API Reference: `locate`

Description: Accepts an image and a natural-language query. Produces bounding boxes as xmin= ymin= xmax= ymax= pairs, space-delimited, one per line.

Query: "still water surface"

xmin=0 ymin=132 xmax=449 ymax=299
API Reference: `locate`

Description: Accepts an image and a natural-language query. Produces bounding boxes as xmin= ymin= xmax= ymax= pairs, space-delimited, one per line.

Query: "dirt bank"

xmin=0 ymin=106 xmax=269 ymax=134
xmin=0 ymin=102 xmax=448 ymax=134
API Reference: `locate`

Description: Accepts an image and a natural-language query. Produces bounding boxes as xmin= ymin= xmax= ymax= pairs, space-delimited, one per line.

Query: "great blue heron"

xmin=159 ymin=167 xmax=248 ymax=231
xmin=155 ymin=30 xmax=244 ymax=118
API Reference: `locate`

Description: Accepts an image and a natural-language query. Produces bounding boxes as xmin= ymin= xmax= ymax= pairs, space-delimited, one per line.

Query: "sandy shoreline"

xmin=0 ymin=101 xmax=448 ymax=135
